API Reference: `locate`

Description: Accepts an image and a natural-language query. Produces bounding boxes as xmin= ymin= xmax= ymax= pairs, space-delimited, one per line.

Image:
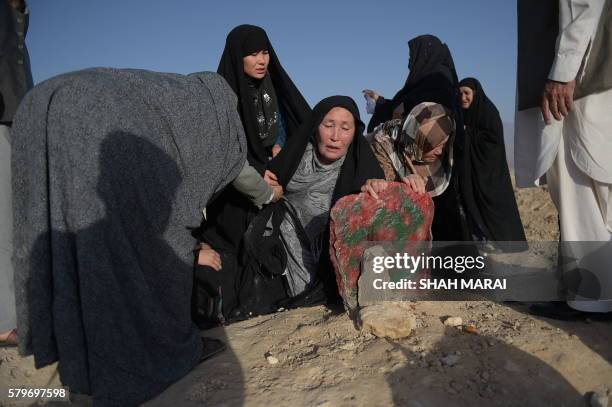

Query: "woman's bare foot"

xmin=0 ymin=329 xmax=18 ymax=347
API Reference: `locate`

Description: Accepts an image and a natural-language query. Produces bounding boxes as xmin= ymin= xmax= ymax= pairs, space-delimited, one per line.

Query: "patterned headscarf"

xmin=369 ymin=102 xmax=455 ymax=196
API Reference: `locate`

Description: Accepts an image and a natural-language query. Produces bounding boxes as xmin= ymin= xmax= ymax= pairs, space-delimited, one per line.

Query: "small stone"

xmin=359 ymin=303 xmax=417 ymax=339
xmin=441 ymin=354 xmax=460 ymax=367
xmin=24 ymin=369 xmax=34 ymax=378
xmin=418 ymin=360 xmax=429 ymax=368
xmin=463 ymin=325 xmax=479 ymax=335
xmin=480 ymin=371 xmax=490 ymax=381
xmin=444 ymin=316 xmax=463 ymax=327
xmin=264 ymin=352 xmax=279 ymax=365
xmin=277 ymin=307 xmax=286 ymax=312
xmin=589 ymin=390 xmax=609 ymax=407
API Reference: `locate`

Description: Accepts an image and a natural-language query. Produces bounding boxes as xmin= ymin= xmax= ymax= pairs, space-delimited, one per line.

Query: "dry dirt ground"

xmin=1 ymin=185 xmax=611 ymax=407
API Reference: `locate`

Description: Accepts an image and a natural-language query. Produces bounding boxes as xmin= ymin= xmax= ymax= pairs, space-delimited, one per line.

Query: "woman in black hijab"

xmin=458 ymin=77 xmax=526 ymax=242
xmin=364 ymin=34 xmax=459 ymax=133
xmin=201 ymin=96 xmax=384 ymax=321
xmin=268 ymin=95 xmax=384 ymax=306
xmin=217 ymin=24 xmax=311 ymax=170
xmin=364 ymin=34 xmax=469 ymax=241
xmin=193 ymin=25 xmax=311 ymax=324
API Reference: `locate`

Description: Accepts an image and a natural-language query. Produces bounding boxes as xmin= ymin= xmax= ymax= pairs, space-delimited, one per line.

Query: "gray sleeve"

xmin=231 ymin=161 xmax=274 ymax=208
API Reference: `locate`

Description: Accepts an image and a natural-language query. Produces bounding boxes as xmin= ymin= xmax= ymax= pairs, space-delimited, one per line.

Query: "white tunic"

xmin=515 ymin=0 xmax=609 ymax=188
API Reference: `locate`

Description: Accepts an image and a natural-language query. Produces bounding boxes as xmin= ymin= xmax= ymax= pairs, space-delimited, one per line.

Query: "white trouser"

xmin=547 ymin=129 xmax=612 ymax=312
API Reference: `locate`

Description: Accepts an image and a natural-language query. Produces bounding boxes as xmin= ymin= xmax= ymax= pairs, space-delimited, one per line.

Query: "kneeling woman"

xmin=198 ymin=96 xmax=384 ymax=318
xmin=365 ymin=101 xmax=455 ymax=200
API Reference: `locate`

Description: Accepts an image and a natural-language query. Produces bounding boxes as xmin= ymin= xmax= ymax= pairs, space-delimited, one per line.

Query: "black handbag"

xmin=230 ymin=203 xmax=290 ymax=320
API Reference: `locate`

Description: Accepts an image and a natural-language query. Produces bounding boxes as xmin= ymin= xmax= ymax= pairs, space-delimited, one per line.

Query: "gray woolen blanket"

xmin=11 ymin=68 xmax=246 ymax=406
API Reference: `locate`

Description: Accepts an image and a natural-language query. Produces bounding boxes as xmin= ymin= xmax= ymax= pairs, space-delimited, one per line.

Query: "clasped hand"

xmin=264 ymin=170 xmax=283 ymax=202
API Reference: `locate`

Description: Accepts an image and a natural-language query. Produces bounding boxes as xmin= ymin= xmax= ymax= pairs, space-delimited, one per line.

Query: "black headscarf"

xmin=368 ymin=34 xmax=459 ymax=133
xmin=217 ymin=24 xmax=311 ymax=172
xmin=459 ymin=78 xmax=526 ymax=241
xmin=269 ymin=95 xmax=384 ymax=204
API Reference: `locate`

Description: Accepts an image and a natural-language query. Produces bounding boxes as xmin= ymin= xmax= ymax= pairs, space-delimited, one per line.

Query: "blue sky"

xmin=26 ymin=0 xmax=517 ymax=123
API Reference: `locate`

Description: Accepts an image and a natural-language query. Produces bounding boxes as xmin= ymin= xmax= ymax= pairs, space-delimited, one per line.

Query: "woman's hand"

xmin=402 ymin=174 xmax=426 ymax=194
xmin=264 ymin=170 xmax=283 ymax=202
xmin=271 ymin=144 xmax=282 ymax=158
xmin=361 ymin=178 xmax=389 ymax=199
xmin=271 ymin=184 xmax=284 ymax=202
xmin=362 ymin=89 xmax=380 ymax=103
xmin=197 ymin=243 xmax=222 ymax=271
xmin=264 ymin=170 xmax=280 ymax=187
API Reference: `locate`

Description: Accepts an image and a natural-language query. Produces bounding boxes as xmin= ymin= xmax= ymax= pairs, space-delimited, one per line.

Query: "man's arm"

xmin=541 ymin=0 xmax=604 ymax=123
xmin=549 ymin=0 xmax=603 ymax=82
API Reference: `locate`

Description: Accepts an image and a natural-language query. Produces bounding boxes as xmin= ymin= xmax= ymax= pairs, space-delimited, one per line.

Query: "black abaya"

xmin=459 ymin=77 xmax=526 ymax=241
